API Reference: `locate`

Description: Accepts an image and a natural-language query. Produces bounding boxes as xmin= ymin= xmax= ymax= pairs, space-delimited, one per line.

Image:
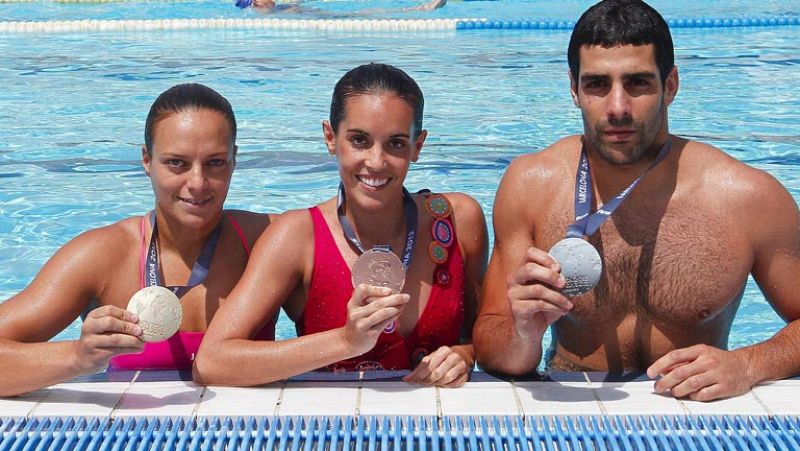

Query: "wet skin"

xmin=475 ymin=44 xmax=800 ymax=401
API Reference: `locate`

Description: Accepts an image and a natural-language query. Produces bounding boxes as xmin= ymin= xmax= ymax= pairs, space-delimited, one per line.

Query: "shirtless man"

xmin=473 ymin=0 xmax=800 ymax=401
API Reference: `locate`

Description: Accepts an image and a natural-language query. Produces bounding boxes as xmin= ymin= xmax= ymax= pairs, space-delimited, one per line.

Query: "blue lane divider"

xmin=1 ymin=415 xmax=799 ymax=450
xmin=456 ymin=16 xmax=800 ymax=30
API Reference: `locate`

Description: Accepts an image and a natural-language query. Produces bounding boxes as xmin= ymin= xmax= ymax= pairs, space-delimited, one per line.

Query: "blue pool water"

xmin=0 ymin=1 xmax=798 ymax=358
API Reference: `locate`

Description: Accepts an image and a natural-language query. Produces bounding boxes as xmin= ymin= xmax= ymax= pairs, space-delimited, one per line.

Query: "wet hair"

xmin=568 ymin=0 xmax=674 ymax=86
xmin=144 ymin=83 xmax=237 ymax=156
xmin=329 ymin=63 xmax=424 ymax=137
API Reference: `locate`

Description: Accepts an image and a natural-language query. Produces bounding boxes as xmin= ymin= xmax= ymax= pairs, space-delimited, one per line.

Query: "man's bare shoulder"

xmin=683 ymin=139 xmax=791 ymax=206
xmin=503 ymin=136 xmax=579 ymax=188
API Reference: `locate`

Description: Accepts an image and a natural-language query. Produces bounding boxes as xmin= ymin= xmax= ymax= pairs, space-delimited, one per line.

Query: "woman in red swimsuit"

xmin=0 ymin=84 xmax=276 ymax=397
xmin=196 ymin=63 xmax=488 ymax=387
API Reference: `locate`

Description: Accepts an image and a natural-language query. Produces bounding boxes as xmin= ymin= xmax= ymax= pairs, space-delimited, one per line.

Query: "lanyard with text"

xmin=145 ymin=213 xmax=223 ymax=298
xmin=337 ymin=182 xmax=418 ymax=270
xmin=566 ymin=139 xmax=673 ymax=239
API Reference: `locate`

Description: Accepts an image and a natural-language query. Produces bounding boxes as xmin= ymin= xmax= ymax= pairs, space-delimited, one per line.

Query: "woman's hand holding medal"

xmin=342 ymin=284 xmax=409 ymax=356
xmin=507 ymin=247 xmax=575 ymax=341
xmin=71 ymin=305 xmax=144 ymax=375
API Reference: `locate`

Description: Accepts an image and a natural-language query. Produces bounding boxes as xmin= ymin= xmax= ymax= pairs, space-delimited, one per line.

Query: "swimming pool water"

xmin=1 ymin=1 xmax=798 ymax=359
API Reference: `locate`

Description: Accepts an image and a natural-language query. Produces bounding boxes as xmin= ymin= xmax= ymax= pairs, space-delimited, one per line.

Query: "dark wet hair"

xmin=568 ymin=0 xmax=674 ymax=86
xmin=144 ymin=83 xmax=237 ymax=155
xmin=329 ymin=63 xmax=424 ymax=137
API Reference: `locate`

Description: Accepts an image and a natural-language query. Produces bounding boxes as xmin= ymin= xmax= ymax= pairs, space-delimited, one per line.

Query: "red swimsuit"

xmin=298 ymin=206 xmax=465 ymax=371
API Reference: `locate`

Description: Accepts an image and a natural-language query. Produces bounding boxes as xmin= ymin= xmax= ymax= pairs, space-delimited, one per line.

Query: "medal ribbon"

xmin=566 ymin=139 xmax=672 ymax=239
xmin=337 ymin=182 xmax=418 ymax=270
xmin=145 ymin=213 xmax=223 ymax=298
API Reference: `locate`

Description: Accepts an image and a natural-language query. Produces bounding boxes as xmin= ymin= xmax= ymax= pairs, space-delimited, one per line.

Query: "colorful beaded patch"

xmin=424 ymin=194 xmax=452 ymax=219
xmin=383 ymin=321 xmax=397 ymax=334
xmin=435 ymin=268 xmax=451 ymax=286
xmin=429 ymin=241 xmax=448 ymax=264
xmin=422 ymin=191 xmax=454 ymax=285
xmin=432 ymin=218 xmax=454 ymax=248
xmin=355 ymin=361 xmax=385 ymax=372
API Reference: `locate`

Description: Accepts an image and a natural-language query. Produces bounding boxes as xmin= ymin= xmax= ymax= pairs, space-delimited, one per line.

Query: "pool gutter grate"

xmin=1 ymin=415 xmax=798 ymax=450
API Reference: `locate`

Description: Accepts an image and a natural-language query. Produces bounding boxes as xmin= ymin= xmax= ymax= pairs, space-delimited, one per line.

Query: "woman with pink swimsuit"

xmin=0 ymin=84 xmax=276 ymax=397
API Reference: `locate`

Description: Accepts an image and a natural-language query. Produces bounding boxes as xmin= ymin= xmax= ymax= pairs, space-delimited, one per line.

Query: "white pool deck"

xmin=2 ymin=370 xmax=799 ymax=419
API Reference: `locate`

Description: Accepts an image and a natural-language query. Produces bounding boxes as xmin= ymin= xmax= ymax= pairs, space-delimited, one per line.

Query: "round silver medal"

xmin=351 ymin=248 xmax=405 ymax=294
xmin=548 ymin=237 xmax=602 ymax=297
xmin=126 ymin=286 xmax=183 ymax=342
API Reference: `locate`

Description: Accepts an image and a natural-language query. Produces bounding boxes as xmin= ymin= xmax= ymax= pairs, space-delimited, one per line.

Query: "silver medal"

xmin=351 ymin=248 xmax=406 ymax=294
xmin=126 ymin=286 xmax=183 ymax=342
xmin=548 ymin=237 xmax=602 ymax=297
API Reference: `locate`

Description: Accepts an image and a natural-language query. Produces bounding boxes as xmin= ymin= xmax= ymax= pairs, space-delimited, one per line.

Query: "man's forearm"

xmin=741 ymin=319 xmax=800 ymax=386
xmin=474 ymin=315 xmax=544 ymax=376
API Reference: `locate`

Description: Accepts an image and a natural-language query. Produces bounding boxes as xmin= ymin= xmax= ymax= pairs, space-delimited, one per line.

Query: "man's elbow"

xmin=473 ymin=320 xmax=540 ymax=377
xmin=472 ymin=320 xmax=506 ymax=373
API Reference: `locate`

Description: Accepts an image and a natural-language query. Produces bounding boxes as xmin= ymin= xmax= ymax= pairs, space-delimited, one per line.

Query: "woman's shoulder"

xmin=441 ymin=192 xmax=484 ymax=217
xmin=415 ymin=191 xmax=485 ymax=223
xmin=255 ymin=207 xmax=318 ymax=244
xmin=415 ymin=190 xmax=487 ymax=242
xmin=72 ymin=216 xmax=141 ymax=251
xmin=223 ymin=210 xmax=279 ymax=243
xmin=40 ymin=216 xmax=142 ymax=281
xmin=420 ymin=191 xmax=488 ymax=262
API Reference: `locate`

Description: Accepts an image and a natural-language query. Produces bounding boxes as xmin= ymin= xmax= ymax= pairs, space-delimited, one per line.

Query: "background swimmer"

xmin=237 ymin=0 xmax=446 ymax=14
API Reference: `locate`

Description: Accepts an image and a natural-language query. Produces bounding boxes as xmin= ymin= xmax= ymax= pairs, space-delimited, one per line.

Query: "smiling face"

xmin=570 ymin=44 xmax=678 ymax=165
xmin=142 ymin=108 xmax=236 ymax=229
xmin=323 ymin=93 xmax=426 ymax=211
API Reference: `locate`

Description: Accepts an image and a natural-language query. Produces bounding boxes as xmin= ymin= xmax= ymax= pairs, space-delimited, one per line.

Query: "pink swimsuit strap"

xmin=227 ymin=214 xmax=250 ymax=257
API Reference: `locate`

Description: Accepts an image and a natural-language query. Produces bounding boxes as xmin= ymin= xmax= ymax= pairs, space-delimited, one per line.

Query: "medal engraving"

xmin=548 ymin=237 xmax=602 ymax=297
xmin=351 ymin=248 xmax=406 ymax=294
xmin=126 ymin=286 xmax=182 ymax=342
